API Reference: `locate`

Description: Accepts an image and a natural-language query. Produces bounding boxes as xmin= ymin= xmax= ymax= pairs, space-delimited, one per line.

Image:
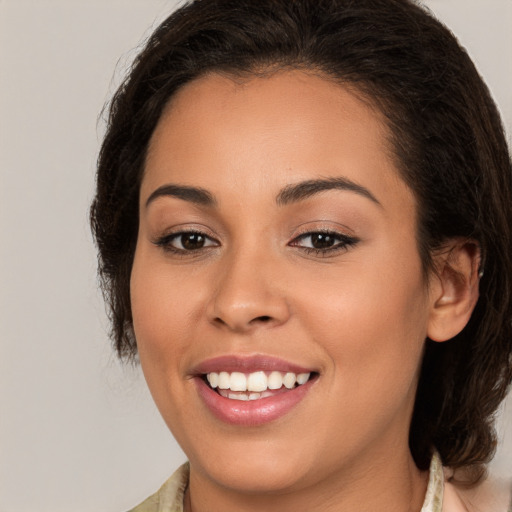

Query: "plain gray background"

xmin=1 ymin=1 xmax=510 ymax=511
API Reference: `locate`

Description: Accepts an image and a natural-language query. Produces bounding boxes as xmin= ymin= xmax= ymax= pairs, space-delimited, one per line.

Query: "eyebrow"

xmin=276 ymin=177 xmax=381 ymax=207
xmin=145 ymin=176 xmax=381 ymax=210
xmin=145 ymin=184 xmax=217 ymax=208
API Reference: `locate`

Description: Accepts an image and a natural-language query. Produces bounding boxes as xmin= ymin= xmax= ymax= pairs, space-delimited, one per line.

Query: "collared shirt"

xmin=128 ymin=454 xmax=512 ymax=512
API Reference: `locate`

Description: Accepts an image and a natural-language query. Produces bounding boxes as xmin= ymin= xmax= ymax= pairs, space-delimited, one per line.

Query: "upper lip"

xmin=192 ymin=354 xmax=316 ymax=376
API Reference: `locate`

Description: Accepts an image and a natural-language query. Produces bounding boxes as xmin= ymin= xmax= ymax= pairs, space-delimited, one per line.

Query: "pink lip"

xmin=192 ymin=355 xmax=317 ymax=426
xmin=195 ymin=377 xmax=316 ymax=426
xmin=192 ymin=354 xmax=314 ymax=375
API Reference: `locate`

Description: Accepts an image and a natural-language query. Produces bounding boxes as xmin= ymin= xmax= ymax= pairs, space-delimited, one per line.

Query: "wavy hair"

xmin=91 ymin=0 xmax=512 ymax=480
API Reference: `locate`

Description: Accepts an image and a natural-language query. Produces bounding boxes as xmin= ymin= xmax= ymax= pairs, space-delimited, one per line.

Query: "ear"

xmin=427 ymin=240 xmax=481 ymax=342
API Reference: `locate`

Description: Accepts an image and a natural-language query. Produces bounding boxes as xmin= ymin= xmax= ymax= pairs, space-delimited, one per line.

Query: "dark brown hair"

xmin=91 ymin=0 xmax=512 ymax=479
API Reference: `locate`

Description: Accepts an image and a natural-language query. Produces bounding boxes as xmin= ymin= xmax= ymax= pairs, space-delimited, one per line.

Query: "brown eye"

xmin=155 ymin=230 xmax=218 ymax=253
xmin=181 ymin=233 xmax=206 ymax=250
xmin=290 ymin=231 xmax=359 ymax=255
xmin=310 ymin=233 xmax=337 ymax=249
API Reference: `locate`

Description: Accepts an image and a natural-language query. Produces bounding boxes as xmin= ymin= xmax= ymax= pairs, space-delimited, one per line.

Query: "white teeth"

xmin=247 ymin=371 xmax=267 ymax=392
xmin=218 ymin=371 xmax=230 ymax=389
xmin=267 ymin=371 xmax=284 ymax=390
xmin=229 ymin=392 xmax=249 ymax=401
xmin=205 ymin=370 xmax=312 ymax=396
xmin=297 ymin=372 xmax=310 ymax=385
xmin=283 ymin=372 xmax=296 ymax=389
xmin=229 ymin=372 xmax=247 ymax=391
xmin=207 ymin=372 xmax=219 ymax=388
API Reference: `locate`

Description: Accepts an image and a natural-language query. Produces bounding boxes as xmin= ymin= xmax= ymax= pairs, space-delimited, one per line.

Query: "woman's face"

xmin=131 ymin=70 xmax=435 ymax=494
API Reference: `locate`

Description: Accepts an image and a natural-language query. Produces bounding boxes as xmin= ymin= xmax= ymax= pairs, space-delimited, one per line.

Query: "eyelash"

xmin=289 ymin=230 xmax=359 ymax=257
xmin=154 ymin=229 xmax=359 ymax=257
xmin=154 ymin=230 xmax=219 ymax=256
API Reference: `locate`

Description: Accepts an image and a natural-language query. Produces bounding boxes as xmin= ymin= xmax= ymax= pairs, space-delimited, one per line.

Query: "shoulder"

xmin=444 ymin=472 xmax=512 ymax=512
xmin=126 ymin=463 xmax=189 ymax=512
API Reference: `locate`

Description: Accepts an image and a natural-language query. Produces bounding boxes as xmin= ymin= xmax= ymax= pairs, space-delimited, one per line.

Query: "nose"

xmin=207 ymin=250 xmax=291 ymax=333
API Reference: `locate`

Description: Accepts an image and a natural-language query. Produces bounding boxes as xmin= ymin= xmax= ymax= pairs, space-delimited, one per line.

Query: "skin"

xmin=130 ymin=70 xmax=479 ymax=512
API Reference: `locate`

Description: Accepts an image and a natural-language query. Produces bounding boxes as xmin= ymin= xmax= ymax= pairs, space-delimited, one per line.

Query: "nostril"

xmin=253 ymin=315 xmax=272 ymax=323
xmin=212 ymin=314 xmax=274 ymax=330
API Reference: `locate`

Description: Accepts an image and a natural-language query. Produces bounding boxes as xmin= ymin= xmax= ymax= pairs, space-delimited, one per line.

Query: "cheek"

xmin=129 ymin=248 xmax=205 ymax=438
xmin=130 ymin=245 xmax=199 ymax=378
xmin=296 ymin=251 xmax=429 ymax=396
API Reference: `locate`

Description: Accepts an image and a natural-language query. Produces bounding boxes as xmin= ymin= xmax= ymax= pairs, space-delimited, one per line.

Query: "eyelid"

xmin=289 ymin=219 xmax=356 ymax=237
xmin=152 ymin=222 xmax=219 ymax=241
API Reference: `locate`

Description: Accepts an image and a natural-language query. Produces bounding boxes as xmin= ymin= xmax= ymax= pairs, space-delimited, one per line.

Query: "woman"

xmin=90 ymin=0 xmax=512 ymax=510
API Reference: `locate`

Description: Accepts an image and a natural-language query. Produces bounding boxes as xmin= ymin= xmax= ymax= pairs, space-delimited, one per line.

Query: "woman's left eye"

xmin=289 ymin=231 xmax=358 ymax=255
xmin=155 ymin=231 xmax=219 ymax=253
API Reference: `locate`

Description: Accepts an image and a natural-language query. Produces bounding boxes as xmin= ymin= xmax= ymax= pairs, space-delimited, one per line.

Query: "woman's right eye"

xmin=155 ymin=231 xmax=219 ymax=253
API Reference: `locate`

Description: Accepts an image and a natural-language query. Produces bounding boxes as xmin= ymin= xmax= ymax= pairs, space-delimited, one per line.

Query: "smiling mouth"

xmin=203 ymin=370 xmax=316 ymax=401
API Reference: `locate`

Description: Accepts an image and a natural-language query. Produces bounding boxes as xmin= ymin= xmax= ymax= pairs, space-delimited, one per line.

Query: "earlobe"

xmin=427 ymin=240 xmax=481 ymax=343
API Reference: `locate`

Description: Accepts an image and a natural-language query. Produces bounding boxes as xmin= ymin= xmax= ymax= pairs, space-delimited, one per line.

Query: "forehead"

xmin=142 ymin=70 xmax=412 ymax=213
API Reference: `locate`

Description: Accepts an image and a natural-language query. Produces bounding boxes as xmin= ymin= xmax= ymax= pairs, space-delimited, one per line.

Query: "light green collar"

xmin=421 ymin=452 xmax=444 ymax=512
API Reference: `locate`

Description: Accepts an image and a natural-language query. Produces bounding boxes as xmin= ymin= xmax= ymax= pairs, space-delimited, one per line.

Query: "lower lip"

xmin=195 ymin=377 xmax=316 ymax=426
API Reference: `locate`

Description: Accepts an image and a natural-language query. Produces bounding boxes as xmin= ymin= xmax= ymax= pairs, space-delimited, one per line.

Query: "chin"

xmin=182 ymin=429 xmax=321 ymax=494
xmin=200 ymin=455 xmax=313 ymax=494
